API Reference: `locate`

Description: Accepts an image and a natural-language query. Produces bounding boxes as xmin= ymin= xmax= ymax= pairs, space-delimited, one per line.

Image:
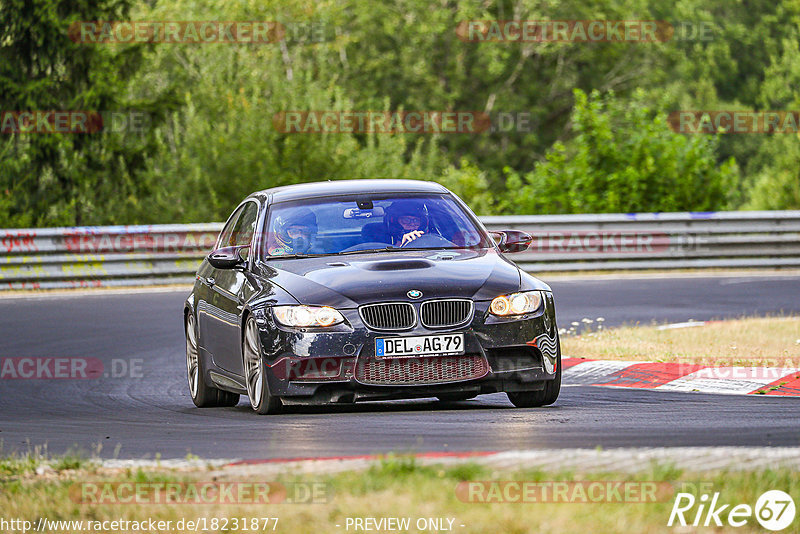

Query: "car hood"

xmin=261 ymin=249 xmax=546 ymax=308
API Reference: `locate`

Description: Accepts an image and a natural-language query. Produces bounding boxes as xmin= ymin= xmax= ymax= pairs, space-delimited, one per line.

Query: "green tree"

xmin=5 ymin=0 xmax=800 ymax=226
xmin=0 ymin=0 xmax=174 ymax=227
xmin=124 ymin=0 xmax=449 ymax=223
xmin=507 ymin=89 xmax=738 ymax=214
xmin=741 ymin=32 xmax=800 ymax=210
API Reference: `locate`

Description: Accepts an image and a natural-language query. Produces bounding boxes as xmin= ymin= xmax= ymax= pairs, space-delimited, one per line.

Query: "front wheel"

xmin=506 ymin=344 xmax=561 ymax=408
xmin=185 ymin=313 xmax=239 ymax=408
xmin=243 ymin=316 xmax=282 ymax=415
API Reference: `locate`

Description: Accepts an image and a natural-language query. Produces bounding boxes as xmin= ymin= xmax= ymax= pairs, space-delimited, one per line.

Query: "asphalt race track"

xmin=1 ymin=274 xmax=799 ymax=459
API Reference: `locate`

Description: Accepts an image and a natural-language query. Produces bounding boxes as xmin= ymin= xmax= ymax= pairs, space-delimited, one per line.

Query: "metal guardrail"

xmin=0 ymin=224 xmax=219 ymax=290
xmin=1 ymin=211 xmax=799 ymax=290
xmin=482 ymin=211 xmax=800 ymax=272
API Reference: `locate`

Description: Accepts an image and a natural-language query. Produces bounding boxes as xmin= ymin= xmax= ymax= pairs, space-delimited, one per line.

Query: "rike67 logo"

xmin=669 ymin=490 xmax=796 ymax=531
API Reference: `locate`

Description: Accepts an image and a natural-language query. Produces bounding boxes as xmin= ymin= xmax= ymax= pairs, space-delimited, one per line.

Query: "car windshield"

xmin=262 ymin=193 xmax=491 ymax=257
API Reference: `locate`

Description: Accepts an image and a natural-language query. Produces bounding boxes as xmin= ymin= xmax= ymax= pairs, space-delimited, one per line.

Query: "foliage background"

xmin=2 ymin=0 xmax=799 ymax=227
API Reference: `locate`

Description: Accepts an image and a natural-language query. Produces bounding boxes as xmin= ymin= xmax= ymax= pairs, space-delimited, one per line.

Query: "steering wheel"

xmin=401 ymin=233 xmax=454 ymax=248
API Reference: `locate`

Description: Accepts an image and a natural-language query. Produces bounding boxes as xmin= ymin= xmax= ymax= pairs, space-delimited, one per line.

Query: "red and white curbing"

xmin=562 ymin=358 xmax=800 ymax=396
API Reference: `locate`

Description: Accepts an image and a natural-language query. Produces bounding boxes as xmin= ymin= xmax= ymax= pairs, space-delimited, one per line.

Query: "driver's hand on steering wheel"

xmin=400 ymin=230 xmax=424 ymax=246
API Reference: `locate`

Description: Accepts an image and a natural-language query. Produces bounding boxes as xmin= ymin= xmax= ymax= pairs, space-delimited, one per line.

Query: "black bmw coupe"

xmin=184 ymin=180 xmax=561 ymax=414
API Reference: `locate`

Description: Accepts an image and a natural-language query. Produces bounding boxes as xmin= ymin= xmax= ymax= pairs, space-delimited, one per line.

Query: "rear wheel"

xmin=506 ymin=344 xmax=561 ymax=408
xmin=243 ymin=317 xmax=282 ymax=415
xmin=185 ymin=313 xmax=239 ymax=407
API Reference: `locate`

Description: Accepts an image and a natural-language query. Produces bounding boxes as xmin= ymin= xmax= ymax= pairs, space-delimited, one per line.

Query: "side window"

xmin=230 ymin=202 xmax=259 ymax=246
xmin=216 ymin=205 xmax=246 ymax=249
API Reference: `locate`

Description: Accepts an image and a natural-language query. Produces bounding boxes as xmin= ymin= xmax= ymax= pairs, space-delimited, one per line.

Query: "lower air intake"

xmin=355 ymin=354 xmax=489 ymax=385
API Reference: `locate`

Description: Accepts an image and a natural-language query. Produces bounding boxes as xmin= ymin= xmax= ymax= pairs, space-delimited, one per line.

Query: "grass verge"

xmin=1 ymin=455 xmax=798 ymax=533
xmin=562 ymin=316 xmax=800 ymax=366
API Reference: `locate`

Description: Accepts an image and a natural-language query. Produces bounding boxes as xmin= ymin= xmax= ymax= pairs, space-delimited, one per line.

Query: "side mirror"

xmin=207 ymin=246 xmax=247 ymax=269
xmin=494 ymin=230 xmax=532 ymax=253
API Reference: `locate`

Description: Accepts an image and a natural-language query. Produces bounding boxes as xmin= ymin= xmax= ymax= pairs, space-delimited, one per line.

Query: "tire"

xmin=185 ymin=313 xmax=240 ymax=408
xmin=436 ymin=393 xmax=478 ymax=402
xmin=506 ymin=343 xmax=562 ymax=408
xmin=243 ymin=316 xmax=282 ymax=415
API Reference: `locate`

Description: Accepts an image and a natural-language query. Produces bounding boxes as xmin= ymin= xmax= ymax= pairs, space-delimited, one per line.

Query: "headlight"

xmin=273 ymin=306 xmax=345 ymax=327
xmin=490 ymin=291 xmax=542 ymax=316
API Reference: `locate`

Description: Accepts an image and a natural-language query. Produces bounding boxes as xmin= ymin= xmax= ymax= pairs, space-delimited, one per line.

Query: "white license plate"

xmin=375 ymin=333 xmax=464 ymax=358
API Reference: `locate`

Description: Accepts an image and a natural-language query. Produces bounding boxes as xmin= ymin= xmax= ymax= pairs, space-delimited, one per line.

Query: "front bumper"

xmin=253 ymin=292 xmax=559 ymax=404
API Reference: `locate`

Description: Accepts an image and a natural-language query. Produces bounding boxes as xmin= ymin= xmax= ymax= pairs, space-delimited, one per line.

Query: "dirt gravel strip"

xmin=55 ymin=448 xmax=800 ymax=479
xmin=176 ymin=448 xmax=800 ymax=479
xmin=562 ymin=358 xmax=800 ymax=395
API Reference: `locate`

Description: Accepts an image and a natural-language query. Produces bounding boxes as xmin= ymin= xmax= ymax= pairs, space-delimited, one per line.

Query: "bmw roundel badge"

xmin=407 ymin=289 xmax=423 ymax=299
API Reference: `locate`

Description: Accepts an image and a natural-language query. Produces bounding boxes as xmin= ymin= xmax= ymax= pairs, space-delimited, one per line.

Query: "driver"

xmin=270 ymin=208 xmax=317 ymax=255
xmin=385 ymin=199 xmax=429 ymax=247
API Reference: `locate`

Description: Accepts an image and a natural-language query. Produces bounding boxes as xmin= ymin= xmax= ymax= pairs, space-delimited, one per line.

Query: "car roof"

xmin=250 ymin=179 xmax=449 ymax=204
